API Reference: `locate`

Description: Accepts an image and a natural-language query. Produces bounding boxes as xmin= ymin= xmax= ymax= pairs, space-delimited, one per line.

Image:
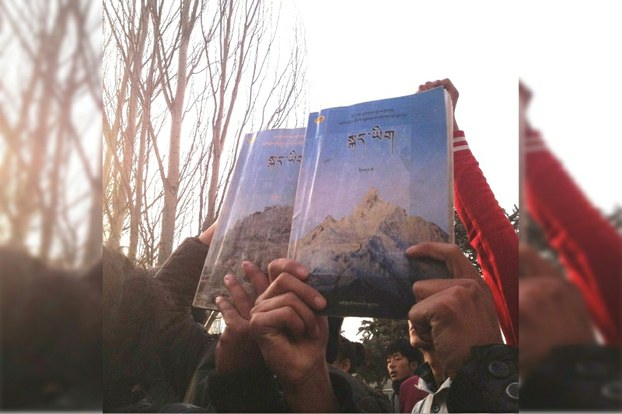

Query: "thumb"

xmin=407 ymin=242 xmax=479 ymax=281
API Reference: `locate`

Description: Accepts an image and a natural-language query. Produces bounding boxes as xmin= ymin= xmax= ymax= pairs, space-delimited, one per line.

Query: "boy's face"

xmin=386 ymin=352 xmax=417 ymax=382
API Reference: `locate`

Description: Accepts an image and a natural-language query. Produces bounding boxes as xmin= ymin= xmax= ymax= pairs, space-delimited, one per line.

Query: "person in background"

xmin=332 ymin=335 xmax=366 ymax=376
xmin=384 ymin=338 xmax=425 ymax=412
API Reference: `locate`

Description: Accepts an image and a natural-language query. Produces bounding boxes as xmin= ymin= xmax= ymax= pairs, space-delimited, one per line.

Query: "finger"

xmin=412 ymin=277 xmax=487 ymax=303
xmin=250 ymin=304 xmax=308 ymax=340
xmin=252 ymin=291 xmax=320 ymax=338
xmin=409 ymin=283 xmax=501 ymax=347
xmin=242 ymin=261 xmax=269 ymax=295
xmin=215 ymin=296 xmax=245 ymax=326
xmin=259 ymin=273 xmax=326 ymax=311
xmin=519 ymin=80 xmax=532 ymax=104
xmin=223 ymin=274 xmax=254 ymax=318
xmin=198 ymin=221 xmax=218 ymax=245
xmin=519 ymin=244 xmax=563 ymax=279
xmin=406 ymin=242 xmax=480 ymax=280
xmin=268 ymin=258 xmax=309 ymax=283
xmin=441 ymin=78 xmax=458 ymax=97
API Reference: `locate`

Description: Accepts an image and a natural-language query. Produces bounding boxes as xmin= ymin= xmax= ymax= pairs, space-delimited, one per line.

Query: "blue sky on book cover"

xmin=193 ymin=128 xmax=305 ymax=309
xmin=221 ymin=128 xmax=306 ymax=229
xmin=291 ymin=87 xmax=451 ymax=244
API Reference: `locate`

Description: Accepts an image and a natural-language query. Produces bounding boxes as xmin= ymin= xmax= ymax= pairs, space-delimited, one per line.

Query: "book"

xmin=288 ymin=87 xmax=454 ymax=318
xmin=193 ymin=128 xmax=306 ymax=310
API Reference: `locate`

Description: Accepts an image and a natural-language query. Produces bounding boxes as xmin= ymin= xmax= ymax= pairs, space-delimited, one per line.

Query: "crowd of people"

xmin=2 ymin=79 xmax=620 ymax=412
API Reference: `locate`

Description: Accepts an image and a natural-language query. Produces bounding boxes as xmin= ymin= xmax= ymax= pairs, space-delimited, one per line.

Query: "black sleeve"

xmin=155 ymin=237 xmax=210 ymax=307
xmin=154 ymin=237 xmax=217 ymax=399
xmin=447 ymin=344 xmax=519 ymax=413
xmin=328 ymin=367 xmax=393 ymax=413
xmin=520 ymin=345 xmax=622 ymax=411
xmin=205 ymin=363 xmax=286 ymax=413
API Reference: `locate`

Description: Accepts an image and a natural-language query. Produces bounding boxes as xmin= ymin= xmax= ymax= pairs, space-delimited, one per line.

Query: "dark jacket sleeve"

xmin=154 ymin=237 xmax=219 ymax=400
xmin=205 ymin=362 xmax=286 ymax=413
xmin=447 ymin=344 xmax=518 ymax=413
xmin=328 ymin=366 xmax=392 ymax=413
xmin=520 ymin=345 xmax=622 ymax=411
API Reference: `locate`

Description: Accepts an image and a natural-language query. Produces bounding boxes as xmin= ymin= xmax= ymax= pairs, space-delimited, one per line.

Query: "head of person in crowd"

xmin=332 ymin=335 xmax=366 ymax=375
xmin=102 ymin=246 xmax=172 ymax=412
xmin=385 ymin=337 xmax=423 ymax=384
xmin=0 ymin=246 xmax=102 ymax=410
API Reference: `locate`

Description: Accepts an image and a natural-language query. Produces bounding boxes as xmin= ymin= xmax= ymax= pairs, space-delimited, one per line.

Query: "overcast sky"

xmin=282 ymin=0 xmax=621 ymax=341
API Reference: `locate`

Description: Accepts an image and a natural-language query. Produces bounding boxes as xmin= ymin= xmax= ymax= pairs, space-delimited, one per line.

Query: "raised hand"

xmin=214 ymin=261 xmax=269 ymax=373
xmin=249 ymin=258 xmax=338 ymax=412
xmin=418 ymin=78 xmax=460 ymax=131
xmin=406 ymin=242 xmax=502 ymax=384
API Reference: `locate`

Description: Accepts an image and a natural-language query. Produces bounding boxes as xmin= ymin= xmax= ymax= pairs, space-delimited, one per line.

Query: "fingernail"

xmin=406 ymin=245 xmax=417 ymax=255
xmin=242 ymin=261 xmax=252 ymax=271
xmin=214 ymin=296 xmax=223 ymax=305
xmin=296 ymin=264 xmax=309 ymax=278
xmin=223 ymin=274 xmax=233 ymax=284
xmin=313 ymin=295 xmax=326 ymax=309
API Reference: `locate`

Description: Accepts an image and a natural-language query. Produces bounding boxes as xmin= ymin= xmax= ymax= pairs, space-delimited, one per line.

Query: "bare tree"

xmin=200 ymin=0 xmax=307 ymax=231
xmin=102 ymin=0 xmax=307 ymax=267
xmin=0 ymin=0 xmax=102 ymax=267
xmin=151 ymin=0 xmax=203 ymax=263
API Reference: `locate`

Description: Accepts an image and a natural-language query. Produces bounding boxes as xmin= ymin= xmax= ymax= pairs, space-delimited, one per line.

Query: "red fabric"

xmin=453 ymin=130 xmax=519 ymax=346
xmin=399 ymin=375 xmax=429 ymax=413
xmin=524 ymin=130 xmax=621 ymax=345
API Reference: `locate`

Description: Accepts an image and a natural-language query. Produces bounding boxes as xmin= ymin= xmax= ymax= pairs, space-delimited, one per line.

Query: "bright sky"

xmin=283 ymin=0 xmax=621 ymax=341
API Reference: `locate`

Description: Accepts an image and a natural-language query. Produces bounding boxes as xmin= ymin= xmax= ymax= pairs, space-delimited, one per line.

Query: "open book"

xmin=193 ymin=128 xmax=306 ymax=310
xmin=288 ymin=87 xmax=454 ymax=318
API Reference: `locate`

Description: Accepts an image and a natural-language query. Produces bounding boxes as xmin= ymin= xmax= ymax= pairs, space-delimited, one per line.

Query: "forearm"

xmin=155 ymin=237 xmax=210 ymax=305
xmin=525 ymin=130 xmax=622 ymax=344
xmin=282 ymin=363 xmax=338 ymax=413
xmin=154 ymin=237 xmax=213 ymax=396
xmin=453 ymin=130 xmax=519 ymax=345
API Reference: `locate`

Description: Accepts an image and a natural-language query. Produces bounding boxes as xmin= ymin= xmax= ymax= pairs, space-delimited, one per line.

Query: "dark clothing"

xmin=446 ymin=344 xmax=518 ymax=413
xmin=198 ymin=362 xmax=391 ymax=413
xmin=521 ymin=345 xmax=622 ymax=411
xmin=411 ymin=345 xmax=518 ymax=413
xmin=154 ymin=237 xmax=219 ymax=401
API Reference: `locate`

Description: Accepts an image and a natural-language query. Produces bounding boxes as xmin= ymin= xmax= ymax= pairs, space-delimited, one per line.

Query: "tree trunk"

xmin=158 ymin=0 xmax=194 ymax=264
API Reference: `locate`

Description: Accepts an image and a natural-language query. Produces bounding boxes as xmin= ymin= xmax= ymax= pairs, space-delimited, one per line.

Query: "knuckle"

xmin=268 ymin=258 xmax=285 ymax=275
xmin=446 ymin=243 xmax=462 ymax=256
xmin=451 ymin=280 xmax=480 ymax=302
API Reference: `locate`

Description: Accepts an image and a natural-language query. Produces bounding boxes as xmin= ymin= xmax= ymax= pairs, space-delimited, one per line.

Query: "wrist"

xmin=282 ymin=362 xmax=338 ymax=412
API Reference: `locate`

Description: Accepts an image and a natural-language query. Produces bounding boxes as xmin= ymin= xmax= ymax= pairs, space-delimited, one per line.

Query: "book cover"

xmin=288 ymin=87 xmax=454 ymax=318
xmin=193 ymin=128 xmax=306 ymax=310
